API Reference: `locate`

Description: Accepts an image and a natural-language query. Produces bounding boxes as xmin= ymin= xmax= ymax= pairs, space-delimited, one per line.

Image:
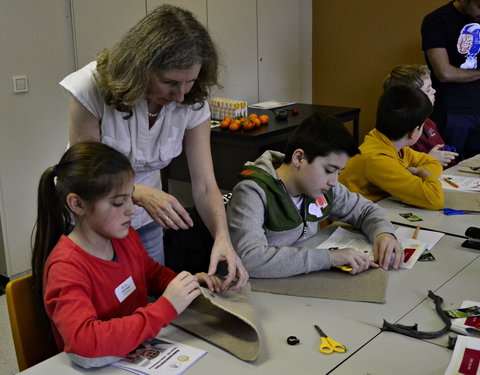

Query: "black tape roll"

xmin=465 ymin=227 xmax=480 ymax=240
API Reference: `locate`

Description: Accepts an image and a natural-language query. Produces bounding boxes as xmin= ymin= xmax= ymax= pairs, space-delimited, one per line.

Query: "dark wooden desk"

xmin=163 ymin=103 xmax=360 ymax=191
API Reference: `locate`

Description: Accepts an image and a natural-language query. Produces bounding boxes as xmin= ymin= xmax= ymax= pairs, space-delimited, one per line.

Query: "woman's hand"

xmin=133 ymin=184 xmax=194 ymax=230
xmin=162 ymin=271 xmax=201 ymax=315
xmin=208 ymin=238 xmax=249 ymax=291
xmin=372 ymin=233 xmax=403 ymax=270
xmin=195 ymin=272 xmax=223 ymax=293
xmin=428 ymin=144 xmax=458 ymax=167
xmin=329 ymin=248 xmax=375 ymax=275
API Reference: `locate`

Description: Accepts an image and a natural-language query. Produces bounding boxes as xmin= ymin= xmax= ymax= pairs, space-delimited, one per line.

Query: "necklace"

xmin=148 ymin=111 xmax=159 ymax=118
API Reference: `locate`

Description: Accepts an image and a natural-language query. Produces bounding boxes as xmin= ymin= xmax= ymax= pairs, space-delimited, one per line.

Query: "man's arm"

xmin=427 ymin=48 xmax=480 ymax=82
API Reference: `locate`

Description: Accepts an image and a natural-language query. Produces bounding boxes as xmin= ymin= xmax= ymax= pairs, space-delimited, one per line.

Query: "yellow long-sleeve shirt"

xmin=339 ymin=129 xmax=444 ymax=210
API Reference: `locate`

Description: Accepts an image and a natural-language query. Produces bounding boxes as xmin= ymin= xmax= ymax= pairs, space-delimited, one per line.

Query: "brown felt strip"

xmin=250 ymin=268 xmax=388 ymax=303
xmin=172 ymin=283 xmax=261 ymax=361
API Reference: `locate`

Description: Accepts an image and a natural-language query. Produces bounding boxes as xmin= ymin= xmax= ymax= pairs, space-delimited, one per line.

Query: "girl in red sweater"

xmin=31 ymin=142 xmax=220 ymax=368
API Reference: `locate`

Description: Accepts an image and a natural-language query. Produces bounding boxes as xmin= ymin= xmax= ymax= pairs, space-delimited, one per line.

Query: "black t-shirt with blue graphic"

xmin=422 ymin=1 xmax=480 ymax=112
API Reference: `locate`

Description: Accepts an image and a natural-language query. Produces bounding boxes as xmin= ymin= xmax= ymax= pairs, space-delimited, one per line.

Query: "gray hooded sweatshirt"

xmin=227 ymin=151 xmax=396 ymax=278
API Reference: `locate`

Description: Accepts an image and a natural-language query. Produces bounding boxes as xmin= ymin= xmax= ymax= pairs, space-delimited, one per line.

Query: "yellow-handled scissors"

xmin=314 ymin=325 xmax=346 ymax=354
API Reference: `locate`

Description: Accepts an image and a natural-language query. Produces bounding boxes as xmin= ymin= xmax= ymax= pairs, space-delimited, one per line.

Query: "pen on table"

xmin=443 ymin=177 xmax=460 ymax=188
xmin=457 ymin=169 xmax=480 ymax=175
xmin=412 ymin=225 xmax=421 ymax=240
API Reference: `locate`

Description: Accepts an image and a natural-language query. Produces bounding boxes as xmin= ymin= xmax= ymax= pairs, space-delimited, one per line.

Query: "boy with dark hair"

xmin=383 ymin=64 xmax=458 ymax=168
xmin=227 ymin=113 xmax=403 ymax=278
xmin=339 ymin=85 xmax=444 ymax=210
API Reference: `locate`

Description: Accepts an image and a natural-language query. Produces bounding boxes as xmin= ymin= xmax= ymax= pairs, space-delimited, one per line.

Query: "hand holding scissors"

xmin=441 ymin=144 xmax=457 ymax=152
xmin=314 ymin=325 xmax=346 ymax=354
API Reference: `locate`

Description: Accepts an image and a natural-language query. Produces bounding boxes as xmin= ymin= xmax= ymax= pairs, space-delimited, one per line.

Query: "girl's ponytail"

xmin=31 ymin=166 xmax=73 ymax=310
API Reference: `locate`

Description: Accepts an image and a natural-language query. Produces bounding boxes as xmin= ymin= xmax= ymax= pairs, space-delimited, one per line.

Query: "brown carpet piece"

xmin=250 ymin=268 xmax=388 ymax=303
xmin=172 ymin=283 xmax=260 ymax=361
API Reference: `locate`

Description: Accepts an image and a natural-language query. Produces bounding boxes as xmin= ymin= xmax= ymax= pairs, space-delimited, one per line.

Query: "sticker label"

xmin=399 ymin=212 xmax=423 ymax=222
xmin=458 ymin=348 xmax=480 ymax=375
xmin=403 ymin=248 xmax=416 ymax=262
xmin=316 ymin=195 xmax=328 ymax=209
xmin=115 ymin=276 xmax=136 ymax=303
xmin=308 ymin=202 xmax=323 ymax=218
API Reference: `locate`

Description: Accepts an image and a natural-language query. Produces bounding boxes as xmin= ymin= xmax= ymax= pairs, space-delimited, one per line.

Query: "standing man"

xmin=421 ymin=0 xmax=480 ymax=159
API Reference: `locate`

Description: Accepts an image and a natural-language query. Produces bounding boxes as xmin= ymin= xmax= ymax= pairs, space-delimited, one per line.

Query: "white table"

xmin=18 ymin=233 xmax=479 ymax=375
xmin=300 ymin=233 xmax=479 ymax=328
xmin=376 ymin=196 xmax=476 ymax=238
xmin=19 ymin=294 xmax=381 ymax=375
xmin=394 ymin=254 xmax=480 ymax=349
xmin=330 ymin=332 xmax=452 ymax=375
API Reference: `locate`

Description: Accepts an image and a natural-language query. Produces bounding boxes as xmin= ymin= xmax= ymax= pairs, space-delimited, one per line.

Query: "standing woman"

xmin=60 ymin=4 xmax=247 ymax=290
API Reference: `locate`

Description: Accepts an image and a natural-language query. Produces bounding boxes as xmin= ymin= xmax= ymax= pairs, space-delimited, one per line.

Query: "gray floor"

xmin=0 ymin=294 xmax=20 ymax=374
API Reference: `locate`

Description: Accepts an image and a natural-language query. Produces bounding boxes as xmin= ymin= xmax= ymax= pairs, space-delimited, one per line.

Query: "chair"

xmin=6 ymin=274 xmax=58 ymax=371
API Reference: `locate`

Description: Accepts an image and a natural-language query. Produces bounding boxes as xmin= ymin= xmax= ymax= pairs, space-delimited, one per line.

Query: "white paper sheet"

xmin=450 ymin=301 xmax=480 ymax=336
xmin=248 ymin=100 xmax=296 ymax=109
xmin=317 ymin=227 xmax=432 ymax=269
xmin=316 ymin=227 xmax=374 ymax=260
xmin=444 ymin=335 xmax=480 ymax=375
xmin=394 ymin=227 xmax=444 ymax=250
xmin=441 ymin=174 xmax=480 ymax=192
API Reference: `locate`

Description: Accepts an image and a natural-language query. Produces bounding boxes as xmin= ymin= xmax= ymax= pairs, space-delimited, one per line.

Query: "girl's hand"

xmin=162 ymin=271 xmax=200 ymax=315
xmin=133 ymin=185 xmax=193 ymax=230
xmin=195 ymin=272 xmax=223 ymax=293
xmin=329 ymin=248 xmax=375 ymax=275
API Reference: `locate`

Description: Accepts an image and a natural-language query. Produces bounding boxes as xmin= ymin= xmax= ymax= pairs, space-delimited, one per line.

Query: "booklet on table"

xmin=317 ymin=226 xmax=441 ymax=269
xmin=111 ymin=336 xmax=206 ymax=375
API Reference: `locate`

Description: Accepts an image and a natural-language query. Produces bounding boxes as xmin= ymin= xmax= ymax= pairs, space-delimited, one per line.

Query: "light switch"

xmin=12 ymin=75 xmax=28 ymax=93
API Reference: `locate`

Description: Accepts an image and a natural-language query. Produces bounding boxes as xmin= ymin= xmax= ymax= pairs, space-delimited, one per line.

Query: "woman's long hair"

xmin=95 ymin=4 xmax=220 ymax=117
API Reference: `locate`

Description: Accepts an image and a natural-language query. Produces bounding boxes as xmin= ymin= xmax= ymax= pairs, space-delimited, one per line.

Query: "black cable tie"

xmin=381 ymin=290 xmax=452 ymax=342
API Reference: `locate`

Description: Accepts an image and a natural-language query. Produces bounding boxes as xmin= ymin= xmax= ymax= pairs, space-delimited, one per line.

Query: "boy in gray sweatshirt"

xmin=227 ymin=113 xmax=403 ymax=278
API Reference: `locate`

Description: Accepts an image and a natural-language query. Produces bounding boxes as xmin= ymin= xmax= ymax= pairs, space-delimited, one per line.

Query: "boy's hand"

xmin=329 ymin=248 xmax=375 ymax=275
xmin=373 ymin=233 xmax=403 ymax=270
xmin=428 ymin=145 xmax=458 ymax=167
xmin=407 ymin=166 xmax=431 ymax=178
xmin=162 ymin=271 xmax=201 ymax=315
xmin=195 ymin=272 xmax=223 ymax=293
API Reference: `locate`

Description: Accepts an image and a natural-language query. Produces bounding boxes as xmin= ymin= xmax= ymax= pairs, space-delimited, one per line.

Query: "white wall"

xmin=0 ymin=0 xmax=74 ymax=277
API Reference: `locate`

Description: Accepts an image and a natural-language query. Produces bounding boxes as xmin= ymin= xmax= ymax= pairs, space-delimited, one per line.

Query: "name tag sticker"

xmin=115 ymin=276 xmax=136 ymax=303
xmin=316 ymin=195 xmax=328 ymax=209
xmin=308 ymin=202 xmax=323 ymax=218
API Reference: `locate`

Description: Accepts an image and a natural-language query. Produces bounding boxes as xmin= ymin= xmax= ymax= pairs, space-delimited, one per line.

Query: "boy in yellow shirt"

xmin=339 ymin=85 xmax=444 ymax=210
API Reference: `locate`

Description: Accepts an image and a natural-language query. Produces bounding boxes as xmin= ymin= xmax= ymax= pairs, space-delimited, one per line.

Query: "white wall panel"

xmin=258 ymin=0 xmax=305 ymax=103
xmin=207 ymin=0 xmax=259 ymax=104
xmin=72 ymin=0 xmax=146 ymax=68
xmin=0 ymin=0 xmax=74 ymax=277
xmin=147 ymin=0 xmax=207 ymax=25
